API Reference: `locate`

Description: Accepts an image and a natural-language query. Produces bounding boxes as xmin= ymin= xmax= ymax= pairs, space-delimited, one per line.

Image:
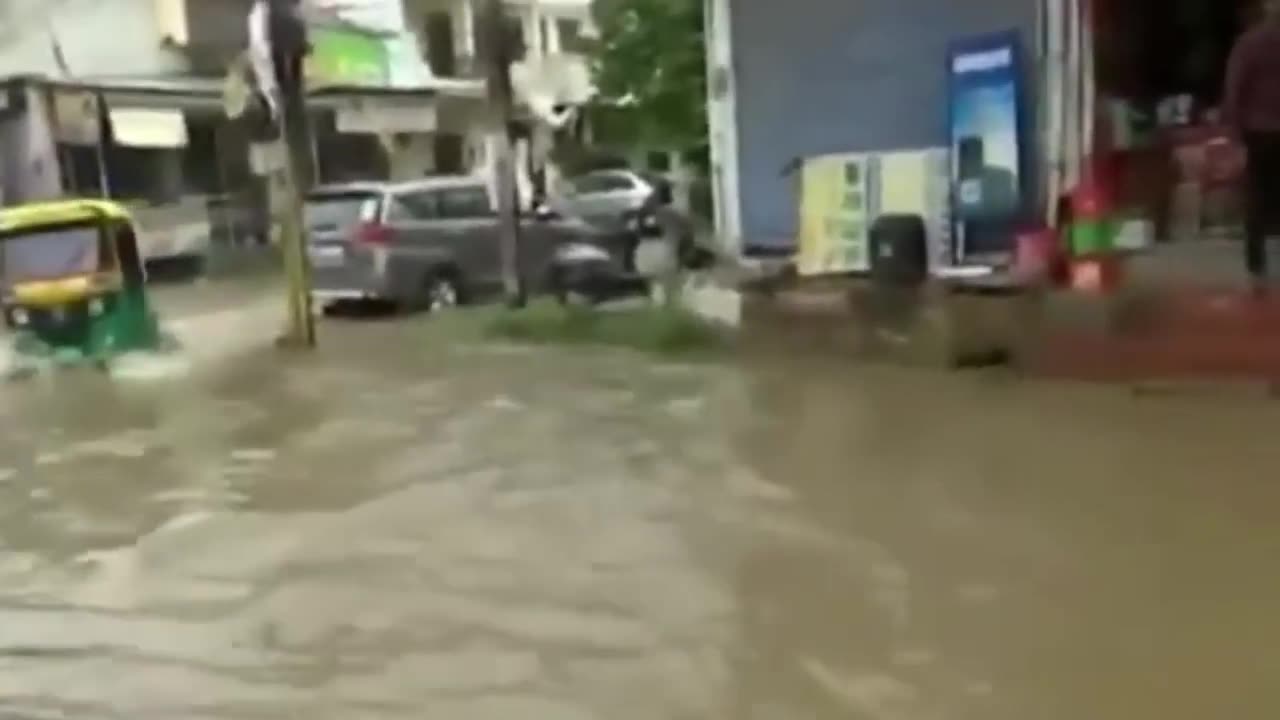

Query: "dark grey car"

xmin=305 ymin=178 xmax=632 ymax=312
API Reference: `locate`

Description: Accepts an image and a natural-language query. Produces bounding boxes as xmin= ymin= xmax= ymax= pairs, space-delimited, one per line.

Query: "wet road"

xmin=1 ymin=307 xmax=1280 ymax=719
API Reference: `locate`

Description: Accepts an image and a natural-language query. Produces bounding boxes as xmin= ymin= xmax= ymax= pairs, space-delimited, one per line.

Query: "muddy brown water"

xmin=0 ymin=316 xmax=1278 ymax=719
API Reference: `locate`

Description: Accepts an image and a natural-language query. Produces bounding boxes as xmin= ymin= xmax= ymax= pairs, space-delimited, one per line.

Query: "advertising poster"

xmin=947 ymin=31 xmax=1024 ymax=224
xmin=796 ymin=152 xmax=876 ymax=276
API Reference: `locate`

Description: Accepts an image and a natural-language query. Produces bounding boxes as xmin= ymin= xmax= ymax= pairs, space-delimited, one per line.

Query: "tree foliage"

xmin=589 ymin=0 xmax=707 ymax=150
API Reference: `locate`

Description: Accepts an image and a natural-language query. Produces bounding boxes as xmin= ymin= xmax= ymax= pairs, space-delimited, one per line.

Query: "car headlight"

xmin=10 ymin=308 xmax=28 ymax=326
xmin=88 ymin=298 xmax=105 ymax=316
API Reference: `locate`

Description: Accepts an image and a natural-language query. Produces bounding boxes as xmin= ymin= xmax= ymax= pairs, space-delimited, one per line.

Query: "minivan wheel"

xmin=425 ymin=273 xmax=461 ymax=312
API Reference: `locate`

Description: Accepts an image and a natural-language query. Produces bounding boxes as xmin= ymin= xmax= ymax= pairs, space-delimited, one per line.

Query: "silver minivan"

xmin=306 ymin=177 xmax=630 ymax=312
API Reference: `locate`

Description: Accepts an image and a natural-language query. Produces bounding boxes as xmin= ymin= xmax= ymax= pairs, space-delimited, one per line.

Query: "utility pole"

xmin=250 ymin=0 xmax=316 ymax=348
xmin=480 ymin=0 xmax=526 ymax=308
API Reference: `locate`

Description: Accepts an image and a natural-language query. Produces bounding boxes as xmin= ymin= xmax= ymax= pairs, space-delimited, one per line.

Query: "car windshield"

xmin=305 ymin=193 xmax=380 ymax=233
xmin=0 ymin=224 xmax=102 ymax=285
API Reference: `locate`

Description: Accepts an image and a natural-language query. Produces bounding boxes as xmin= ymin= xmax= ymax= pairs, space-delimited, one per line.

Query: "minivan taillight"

xmin=354 ymin=222 xmax=391 ymax=245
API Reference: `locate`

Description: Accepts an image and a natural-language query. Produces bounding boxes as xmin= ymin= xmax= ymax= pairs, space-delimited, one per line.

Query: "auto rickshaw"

xmin=0 ymin=199 xmax=163 ymax=368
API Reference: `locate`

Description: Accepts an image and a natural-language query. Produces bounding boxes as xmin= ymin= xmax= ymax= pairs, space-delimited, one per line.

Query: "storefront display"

xmin=795 ymin=148 xmax=952 ymax=277
xmin=1084 ymin=0 xmax=1254 ymax=247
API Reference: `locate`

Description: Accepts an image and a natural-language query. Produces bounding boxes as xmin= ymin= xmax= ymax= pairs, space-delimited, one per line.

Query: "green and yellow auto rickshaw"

xmin=0 ymin=199 xmax=163 ymax=367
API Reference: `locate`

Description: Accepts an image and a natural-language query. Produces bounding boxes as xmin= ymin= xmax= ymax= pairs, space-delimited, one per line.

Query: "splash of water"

xmin=107 ymin=351 xmax=193 ymax=382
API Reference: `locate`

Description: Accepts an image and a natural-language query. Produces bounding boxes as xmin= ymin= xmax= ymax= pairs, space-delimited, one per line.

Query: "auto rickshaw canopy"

xmin=0 ymin=199 xmax=139 ymax=307
xmin=0 ymin=198 xmax=133 ymax=232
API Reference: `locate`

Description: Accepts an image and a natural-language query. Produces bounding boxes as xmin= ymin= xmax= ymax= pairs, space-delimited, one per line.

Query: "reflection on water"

xmin=0 ymin=319 xmax=1279 ymax=719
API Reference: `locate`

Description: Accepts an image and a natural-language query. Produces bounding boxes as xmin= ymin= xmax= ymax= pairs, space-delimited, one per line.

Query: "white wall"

xmin=0 ymin=0 xmax=185 ymax=77
xmin=0 ymin=87 xmax=64 ymax=203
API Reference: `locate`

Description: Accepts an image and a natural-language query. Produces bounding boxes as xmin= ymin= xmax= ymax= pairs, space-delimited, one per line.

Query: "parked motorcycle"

xmin=547 ymin=205 xmax=716 ymax=305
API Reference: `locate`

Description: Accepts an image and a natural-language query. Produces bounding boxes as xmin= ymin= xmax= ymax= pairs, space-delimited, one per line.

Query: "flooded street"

xmin=1 ymin=308 xmax=1279 ymax=719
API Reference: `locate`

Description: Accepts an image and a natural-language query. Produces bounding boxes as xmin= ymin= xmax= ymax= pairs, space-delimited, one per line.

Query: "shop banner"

xmin=947 ymin=31 xmax=1025 ymax=223
xmin=306 ymin=26 xmax=389 ymax=87
xmin=336 ymin=100 xmax=438 ymax=134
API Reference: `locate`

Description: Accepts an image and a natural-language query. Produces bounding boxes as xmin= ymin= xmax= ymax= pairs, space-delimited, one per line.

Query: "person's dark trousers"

xmin=1244 ymin=132 xmax=1280 ymax=281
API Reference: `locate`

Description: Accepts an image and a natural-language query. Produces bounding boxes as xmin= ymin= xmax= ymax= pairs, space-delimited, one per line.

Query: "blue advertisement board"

xmin=947 ymin=31 xmax=1025 ymax=225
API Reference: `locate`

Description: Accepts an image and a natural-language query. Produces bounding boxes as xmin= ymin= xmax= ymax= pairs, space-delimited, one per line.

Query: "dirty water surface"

xmin=0 ymin=317 xmax=1278 ymax=720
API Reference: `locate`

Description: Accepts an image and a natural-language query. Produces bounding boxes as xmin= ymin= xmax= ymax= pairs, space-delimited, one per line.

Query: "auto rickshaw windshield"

xmin=0 ymin=223 xmax=109 ymax=286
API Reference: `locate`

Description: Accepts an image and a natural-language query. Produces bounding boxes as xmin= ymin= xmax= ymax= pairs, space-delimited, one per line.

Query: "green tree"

xmin=589 ymin=0 xmax=707 ymax=151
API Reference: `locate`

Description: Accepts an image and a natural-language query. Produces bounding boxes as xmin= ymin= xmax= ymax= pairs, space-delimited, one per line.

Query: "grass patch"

xmin=484 ymin=300 xmax=728 ymax=357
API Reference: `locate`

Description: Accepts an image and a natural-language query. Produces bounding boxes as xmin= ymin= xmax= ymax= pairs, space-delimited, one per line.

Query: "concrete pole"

xmin=481 ymin=0 xmax=526 ymax=308
xmin=268 ymin=0 xmax=316 ymax=348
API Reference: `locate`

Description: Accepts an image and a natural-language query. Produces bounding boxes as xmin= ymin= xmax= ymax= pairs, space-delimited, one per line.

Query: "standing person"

xmin=1224 ymin=0 xmax=1280 ymax=292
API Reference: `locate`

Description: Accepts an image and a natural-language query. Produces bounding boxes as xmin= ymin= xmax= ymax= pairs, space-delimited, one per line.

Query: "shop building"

xmin=706 ymin=0 xmax=1259 ymax=267
xmin=0 ymin=0 xmax=262 ymax=256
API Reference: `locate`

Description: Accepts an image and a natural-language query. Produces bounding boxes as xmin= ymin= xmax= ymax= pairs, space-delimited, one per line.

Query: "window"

xmin=572 ymin=172 xmax=635 ymax=194
xmin=424 ymin=11 xmax=456 ymax=77
xmin=304 ymin=193 xmax=380 ymax=231
xmin=432 ymin=134 xmax=465 ymax=174
xmin=387 ymin=190 xmax=440 ymax=221
xmin=437 ymin=186 xmax=493 ymax=219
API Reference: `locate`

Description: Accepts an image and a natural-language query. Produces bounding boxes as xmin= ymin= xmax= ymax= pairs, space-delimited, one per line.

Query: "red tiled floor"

xmin=1030 ymin=288 xmax=1280 ymax=381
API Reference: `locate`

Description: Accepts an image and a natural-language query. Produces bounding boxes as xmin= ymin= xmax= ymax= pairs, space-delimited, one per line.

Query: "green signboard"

xmin=306 ymin=26 xmax=389 ymax=86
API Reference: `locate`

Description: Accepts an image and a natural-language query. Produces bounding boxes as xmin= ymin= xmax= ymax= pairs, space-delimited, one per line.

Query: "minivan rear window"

xmin=304 ymin=193 xmax=380 ymax=233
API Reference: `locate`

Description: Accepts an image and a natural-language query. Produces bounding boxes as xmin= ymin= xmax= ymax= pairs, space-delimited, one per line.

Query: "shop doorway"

xmin=1086 ymin=0 xmax=1261 ymax=244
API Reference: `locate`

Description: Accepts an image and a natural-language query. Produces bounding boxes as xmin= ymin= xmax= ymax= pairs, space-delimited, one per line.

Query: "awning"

xmin=331 ymin=94 xmax=438 ymax=134
xmin=108 ymin=108 xmax=189 ymax=148
xmin=43 ymin=75 xmax=226 ymax=114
